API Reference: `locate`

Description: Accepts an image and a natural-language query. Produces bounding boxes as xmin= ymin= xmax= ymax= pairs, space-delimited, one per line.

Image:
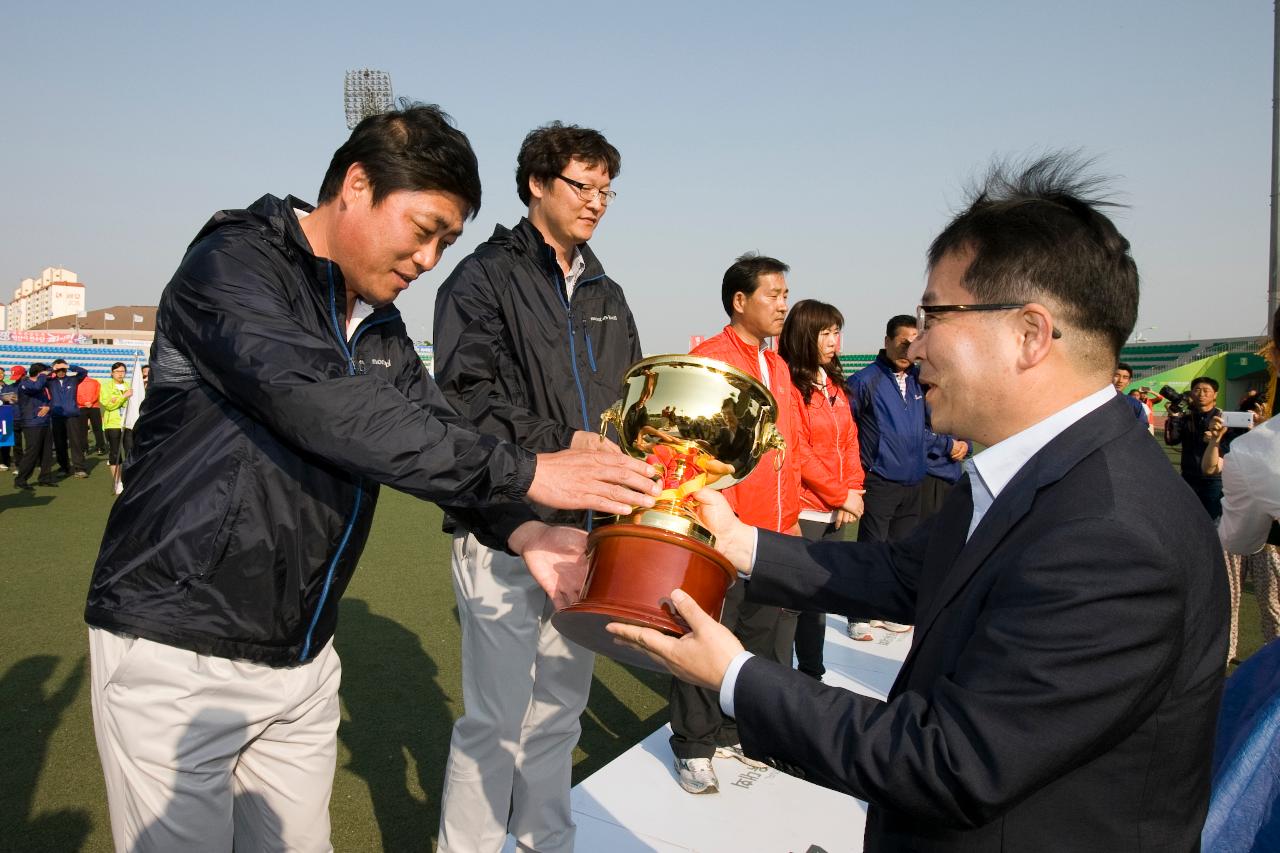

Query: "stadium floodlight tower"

xmin=344 ymin=69 xmax=393 ymax=130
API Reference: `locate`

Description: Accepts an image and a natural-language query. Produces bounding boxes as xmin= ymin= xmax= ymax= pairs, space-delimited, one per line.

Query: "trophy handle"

xmin=599 ymin=400 xmax=623 ymax=437
xmin=761 ymin=422 xmax=786 ymax=471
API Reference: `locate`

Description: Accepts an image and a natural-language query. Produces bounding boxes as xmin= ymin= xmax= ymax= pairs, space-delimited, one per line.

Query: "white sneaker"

xmin=870 ymin=619 xmax=912 ymax=633
xmin=847 ymin=621 xmax=874 ymax=641
xmin=714 ymin=743 xmax=767 ymax=769
xmin=674 ymin=757 xmax=719 ymax=794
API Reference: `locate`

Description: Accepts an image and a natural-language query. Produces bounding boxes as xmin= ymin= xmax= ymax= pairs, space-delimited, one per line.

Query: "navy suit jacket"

xmin=735 ymin=397 xmax=1228 ymax=851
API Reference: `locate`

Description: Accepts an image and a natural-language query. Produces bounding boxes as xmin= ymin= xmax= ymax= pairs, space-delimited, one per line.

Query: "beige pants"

xmin=89 ymin=627 xmax=341 ymax=852
xmin=1226 ymin=544 xmax=1280 ymax=662
xmin=437 ymin=532 xmax=595 ymax=853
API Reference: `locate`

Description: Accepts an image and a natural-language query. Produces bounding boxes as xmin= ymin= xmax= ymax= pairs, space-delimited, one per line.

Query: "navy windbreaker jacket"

xmin=846 ymin=352 xmax=952 ymax=486
xmin=85 ymin=195 xmax=539 ymax=666
xmin=47 ymin=365 xmax=87 ymax=417
xmin=434 ymin=217 xmax=642 ymax=528
xmin=16 ymin=374 xmax=54 ymax=427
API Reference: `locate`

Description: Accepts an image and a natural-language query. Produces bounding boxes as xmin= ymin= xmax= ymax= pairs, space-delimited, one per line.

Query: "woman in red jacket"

xmin=779 ymin=299 xmax=868 ymax=677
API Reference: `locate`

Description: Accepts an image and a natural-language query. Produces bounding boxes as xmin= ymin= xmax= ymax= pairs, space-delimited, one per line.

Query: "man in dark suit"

xmin=610 ymin=154 xmax=1228 ymax=851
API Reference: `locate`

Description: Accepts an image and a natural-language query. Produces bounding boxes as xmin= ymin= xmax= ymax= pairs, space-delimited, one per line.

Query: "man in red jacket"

xmin=669 ymin=252 xmax=802 ymax=794
xmin=77 ymin=372 xmax=106 ymax=456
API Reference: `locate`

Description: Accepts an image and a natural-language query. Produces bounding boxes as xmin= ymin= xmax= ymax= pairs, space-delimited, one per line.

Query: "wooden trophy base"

xmin=552 ymin=522 xmax=737 ymax=672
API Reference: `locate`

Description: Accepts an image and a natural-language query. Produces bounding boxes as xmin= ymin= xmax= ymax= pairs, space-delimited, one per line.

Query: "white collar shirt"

xmin=963 ymin=385 xmax=1116 ymax=540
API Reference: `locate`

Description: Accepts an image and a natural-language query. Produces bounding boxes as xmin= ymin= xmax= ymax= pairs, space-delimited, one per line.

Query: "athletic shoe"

xmin=715 ymin=743 xmax=767 ymax=769
xmin=674 ymin=757 xmax=719 ymax=794
xmin=0 ymin=464 xmax=8 ymax=471
xmin=870 ymin=619 xmax=912 ymax=633
xmin=847 ymin=621 xmax=874 ymax=641
xmin=73 ymin=471 xmax=89 ymax=479
xmin=14 ymin=481 xmax=33 ymax=491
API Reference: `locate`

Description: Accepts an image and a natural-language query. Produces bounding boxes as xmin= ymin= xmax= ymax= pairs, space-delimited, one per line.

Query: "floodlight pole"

xmin=1270 ymin=2 xmax=1280 ymax=335
xmin=344 ymin=69 xmax=393 ymax=130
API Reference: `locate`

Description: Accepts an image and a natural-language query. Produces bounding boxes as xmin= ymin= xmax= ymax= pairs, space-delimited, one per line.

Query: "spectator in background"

xmin=1113 ymin=361 xmax=1148 ymax=424
xmin=47 ymin=358 xmax=89 ymax=479
xmin=1128 ymin=389 xmax=1156 ymax=434
xmin=667 ymin=252 xmax=800 ymax=795
xmin=140 ymin=364 xmax=150 ymax=387
xmin=1 ymin=366 xmax=25 ymax=472
xmin=1203 ymin=312 xmax=1280 ymax=663
xmin=99 ymin=362 xmax=133 ymax=493
xmin=779 ymin=298 xmax=865 ymax=681
xmin=78 ymin=369 xmax=106 ymax=456
xmin=1165 ymin=376 xmax=1230 ymax=519
xmin=14 ymin=363 xmax=55 ymax=490
xmin=845 ymin=314 xmax=962 ymax=638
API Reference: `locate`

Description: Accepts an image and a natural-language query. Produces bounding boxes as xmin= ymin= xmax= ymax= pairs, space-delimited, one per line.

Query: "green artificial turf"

xmin=0 ymin=449 xmax=1268 ymax=851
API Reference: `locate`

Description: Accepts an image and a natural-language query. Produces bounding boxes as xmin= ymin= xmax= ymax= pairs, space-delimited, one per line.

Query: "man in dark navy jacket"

xmin=846 ymin=318 xmax=966 ymax=637
xmin=46 ymin=358 xmax=89 ymax=478
xmin=433 ymin=122 xmax=640 ymax=853
xmin=610 ymin=154 xmax=1228 ymax=851
xmin=14 ymin=362 xmax=56 ymax=489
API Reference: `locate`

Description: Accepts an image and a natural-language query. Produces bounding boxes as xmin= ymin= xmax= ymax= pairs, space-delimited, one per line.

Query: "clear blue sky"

xmin=2 ymin=1 xmax=1273 ymax=353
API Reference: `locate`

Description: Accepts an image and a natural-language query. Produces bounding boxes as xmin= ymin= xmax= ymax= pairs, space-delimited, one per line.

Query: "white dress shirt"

xmin=1219 ymin=416 xmax=1280 ymax=554
xmin=719 ymin=385 xmax=1117 ymax=718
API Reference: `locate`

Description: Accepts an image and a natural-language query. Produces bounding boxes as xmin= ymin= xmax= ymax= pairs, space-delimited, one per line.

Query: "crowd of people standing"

xmin=3 ymin=360 xmax=144 ymax=494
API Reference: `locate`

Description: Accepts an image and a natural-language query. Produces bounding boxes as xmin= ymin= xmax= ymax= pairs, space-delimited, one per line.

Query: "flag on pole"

xmin=115 ymin=352 xmax=147 ymax=496
xmin=77 ymin=311 xmax=88 ymax=319
xmin=132 ymin=314 xmax=144 ymax=323
xmin=103 ymin=312 xmax=116 ymax=321
xmin=123 ymin=353 xmax=146 ymax=430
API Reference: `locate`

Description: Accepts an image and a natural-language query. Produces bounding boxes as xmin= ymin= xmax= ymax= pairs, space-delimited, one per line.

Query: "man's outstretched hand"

xmin=606 ymin=588 xmax=745 ymax=690
xmin=528 ymin=447 xmax=659 ymax=516
xmin=691 ymin=487 xmax=756 ymax=574
xmin=508 ymin=521 xmax=590 ymax=610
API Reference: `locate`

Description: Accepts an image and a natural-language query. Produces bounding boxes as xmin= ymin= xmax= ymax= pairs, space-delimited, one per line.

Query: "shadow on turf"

xmin=336 ymin=598 xmax=454 ymax=851
xmin=0 ymin=655 xmax=92 ymax=851
xmin=575 ymin=669 xmax=672 ymax=783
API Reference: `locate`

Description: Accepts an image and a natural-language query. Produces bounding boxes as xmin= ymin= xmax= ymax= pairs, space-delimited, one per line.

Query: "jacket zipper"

xmin=300 ymin=265 xmax=392 ymax=662
xmin=557 ymin=262 xmax=599 ymax=531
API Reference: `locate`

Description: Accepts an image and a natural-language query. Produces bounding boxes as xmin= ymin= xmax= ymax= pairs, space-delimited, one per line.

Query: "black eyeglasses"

xmin=555 ymin=174 xmax=616 ymax=205
xmin=916 ymin=303 xmax=1062 ymax=339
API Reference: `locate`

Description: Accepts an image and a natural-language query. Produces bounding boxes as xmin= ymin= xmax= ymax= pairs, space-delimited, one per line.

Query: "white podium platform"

xmin=505 ymin=617 xmax=910 ymax=853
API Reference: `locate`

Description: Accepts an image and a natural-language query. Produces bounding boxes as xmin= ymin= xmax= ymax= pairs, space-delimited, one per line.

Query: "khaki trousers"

xmin=89 ymin=627 xmax=341 ymax=852
xmin=1226 ymin=544 xmax=1280 ymax=662
xmin=437 ymin=532 xmax=595 ymax=853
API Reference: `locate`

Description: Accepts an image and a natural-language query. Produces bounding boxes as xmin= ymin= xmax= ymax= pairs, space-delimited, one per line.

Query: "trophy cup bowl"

xmin=551 ymin=354 xmax=784 ymax=671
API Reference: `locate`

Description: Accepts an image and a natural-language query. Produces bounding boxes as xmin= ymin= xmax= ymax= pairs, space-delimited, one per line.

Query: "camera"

xmin=1159 ymin=385 xmax=1186 ymax=414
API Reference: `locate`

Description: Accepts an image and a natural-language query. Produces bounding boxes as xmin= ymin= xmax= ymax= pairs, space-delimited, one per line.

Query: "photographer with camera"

xmin=1164 ymin=376 xmax=1232 ymax=519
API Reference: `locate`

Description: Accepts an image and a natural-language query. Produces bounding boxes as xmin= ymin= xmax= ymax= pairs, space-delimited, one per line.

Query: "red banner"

xmin=0 ymin=330 xmax=90 ymax=345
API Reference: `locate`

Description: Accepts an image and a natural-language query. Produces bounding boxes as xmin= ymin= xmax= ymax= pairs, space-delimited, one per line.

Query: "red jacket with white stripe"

xmin=691 ymin=326 xmax=800 ymax=532
xmin=792 ymin=370 xmax=864 ymax=513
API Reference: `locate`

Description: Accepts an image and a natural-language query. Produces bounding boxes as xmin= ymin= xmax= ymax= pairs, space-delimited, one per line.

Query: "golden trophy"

xmin=552 ymin=354 xmax=785 ymax=671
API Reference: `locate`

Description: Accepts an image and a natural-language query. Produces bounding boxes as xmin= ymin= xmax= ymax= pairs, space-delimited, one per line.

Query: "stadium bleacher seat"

xmin=0 ymin=342 xmax=147 ymax=382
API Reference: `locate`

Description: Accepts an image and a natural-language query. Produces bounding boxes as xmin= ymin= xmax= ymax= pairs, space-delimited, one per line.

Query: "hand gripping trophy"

xmin=552 ymin=354 xmax=784 ymax=670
